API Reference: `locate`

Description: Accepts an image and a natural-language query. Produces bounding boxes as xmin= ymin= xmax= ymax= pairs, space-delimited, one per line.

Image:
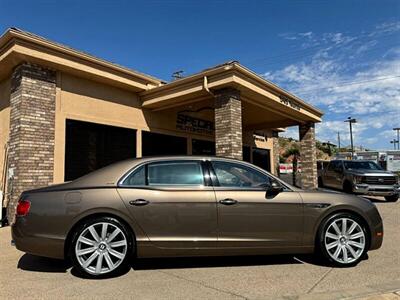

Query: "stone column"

xmin=214 ymin=88 xmax=242 ymax=160
xmin=7 ymin=63 xmax=56 ymax=220
xmin=272 ymin=130 xmax=280 ymax=176
xmin=299 ymin=123 xmax=318 ymax=189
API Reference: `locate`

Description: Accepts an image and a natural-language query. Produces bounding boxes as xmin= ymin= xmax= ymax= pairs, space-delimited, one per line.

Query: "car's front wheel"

xmin=70 ymin=216 xmax=133 ymax=277
xmin=384 ymin=194 xmax=399 ymax=202
xmin=317 ymin=213 xmax=369 ymax=267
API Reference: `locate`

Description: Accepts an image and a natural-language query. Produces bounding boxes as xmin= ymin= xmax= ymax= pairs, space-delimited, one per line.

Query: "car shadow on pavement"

xmin=17 ymin=253 xmax=71 ymax=273
xmin=17 ymin=252 xmax=365 ymax=278
xmin=131 ymin=254 xmax=325 ymax=271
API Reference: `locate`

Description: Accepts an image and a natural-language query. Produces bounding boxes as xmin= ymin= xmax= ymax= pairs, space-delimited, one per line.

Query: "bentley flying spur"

xmin=11 ymin=156 xmax=383 ymax=277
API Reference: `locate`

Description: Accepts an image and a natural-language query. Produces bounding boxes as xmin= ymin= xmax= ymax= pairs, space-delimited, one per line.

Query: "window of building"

xmin=252 ymin=148 xmax=271 ymax=172
xmin=142 ymin=131 xmax=187 ymax=156
xmin=192 ymin=139 xmax=215 ymax=155
xmin=65 ymin=119 xmax=136 ymax=181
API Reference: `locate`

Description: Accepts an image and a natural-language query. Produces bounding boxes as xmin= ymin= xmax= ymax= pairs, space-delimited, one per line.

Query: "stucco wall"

xmin=0 ymin=78 xmax=10 ymax=191
xmin=243 ymin=129 xmax=276 ymax=174
xmin=53 ymin=72 xmax=275 ymax=182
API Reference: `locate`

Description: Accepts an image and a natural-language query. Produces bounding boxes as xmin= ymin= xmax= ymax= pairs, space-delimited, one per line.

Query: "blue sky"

xmin=1 ymin=0 xmax=399 ymax=150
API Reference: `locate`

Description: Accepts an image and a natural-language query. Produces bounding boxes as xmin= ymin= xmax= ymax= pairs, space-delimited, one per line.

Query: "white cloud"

xmin=268 ymin=22 xmax=400 ymax=149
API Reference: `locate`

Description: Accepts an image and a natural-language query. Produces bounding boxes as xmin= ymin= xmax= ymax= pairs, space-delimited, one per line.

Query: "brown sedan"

xmin=11 ymin=156 xmax=383 ymax=277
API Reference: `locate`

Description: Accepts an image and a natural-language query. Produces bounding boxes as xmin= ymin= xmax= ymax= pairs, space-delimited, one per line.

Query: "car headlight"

xmin=353 ymin=175 xmax=364 ymax=184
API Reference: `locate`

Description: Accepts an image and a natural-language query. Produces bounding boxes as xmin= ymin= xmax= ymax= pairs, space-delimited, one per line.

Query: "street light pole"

xmin=393 ymin=128 xmax=400 ymax=150
xmin=337 ymin=132 xmax=341 ymax=150
xmin=345 ymin=117 xmax=357 ymax=159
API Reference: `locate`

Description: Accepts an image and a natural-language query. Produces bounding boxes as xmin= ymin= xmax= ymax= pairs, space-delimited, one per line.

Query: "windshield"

xmin=343 ymin=161 xmax=382 ymax=170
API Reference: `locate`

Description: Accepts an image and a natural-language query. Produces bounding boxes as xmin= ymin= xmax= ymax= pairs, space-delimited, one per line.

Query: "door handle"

xmin=219 ymin=198 xmax=238 ymax=205
xmin=129 ymin=199 xmax=150 ymax=206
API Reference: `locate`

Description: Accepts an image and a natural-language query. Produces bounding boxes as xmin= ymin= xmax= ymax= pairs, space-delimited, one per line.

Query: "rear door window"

xmin=148 ymin=161 xmax=204 ymax=186
xmin=121 ymin=165 xmax=146 ymax=186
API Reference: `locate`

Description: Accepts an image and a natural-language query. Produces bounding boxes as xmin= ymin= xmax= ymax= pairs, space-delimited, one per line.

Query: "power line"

xmin=294 ymin=75 xmax=400 ymax=95
xmin=243 ymin=31 xmax=400 ymax=66
xmin=251 ymin=42 xmax=400 ymax=70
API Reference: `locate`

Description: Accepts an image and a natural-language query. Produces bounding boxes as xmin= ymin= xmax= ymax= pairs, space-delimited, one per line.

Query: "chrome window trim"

xmin=118 ymin=162 xmax=147 ymax=187
xmin=118 ymin=157 xmax=294 ymax=192
xmin=208 ymin=158 xmax=293 ymax=192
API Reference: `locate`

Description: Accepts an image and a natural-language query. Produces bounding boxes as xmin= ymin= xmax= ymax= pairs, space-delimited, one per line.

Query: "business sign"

xmin=279 ymin=95 xmax=301 ymax=111
xmin=176 ymin=113 xmax=214 ymax=135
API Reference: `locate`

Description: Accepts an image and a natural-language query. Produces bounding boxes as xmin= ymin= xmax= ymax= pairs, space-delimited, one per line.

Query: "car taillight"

xmin=16 ymin=200 xmax=31 ymax=216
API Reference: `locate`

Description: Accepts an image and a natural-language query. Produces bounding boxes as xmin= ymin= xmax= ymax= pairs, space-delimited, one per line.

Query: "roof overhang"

xmin=0 ymin=28 xmax=164 ymax=91
xmin=140 ymin=62 xmax=323 ymax=127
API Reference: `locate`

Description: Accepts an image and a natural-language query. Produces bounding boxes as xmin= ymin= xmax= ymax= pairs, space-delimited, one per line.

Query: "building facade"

xmin=0 ymin=28 xmax=323 ymax=219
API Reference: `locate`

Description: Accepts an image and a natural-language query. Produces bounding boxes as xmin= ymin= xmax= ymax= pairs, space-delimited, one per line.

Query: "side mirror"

xmin=266 ymin=181 xmax=284 ymax=198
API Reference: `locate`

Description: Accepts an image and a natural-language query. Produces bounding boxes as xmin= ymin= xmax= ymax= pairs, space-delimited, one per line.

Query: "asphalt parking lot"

xmin=0 ymin=195 xmax=399 ymax=300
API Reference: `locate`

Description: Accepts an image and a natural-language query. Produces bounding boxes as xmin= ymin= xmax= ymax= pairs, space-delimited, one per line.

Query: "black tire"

xmin=384 ymin=194 xmax=399 ymax=202
xmin=318 ymin=177 xmax=324 ymax=188
xmin=343 ymin=181 xmax=353 ymax=194
xmin=316 ymin=212 xmax=369 ymax=267
xmin=70 ymin=216 xmax=134 ymax=278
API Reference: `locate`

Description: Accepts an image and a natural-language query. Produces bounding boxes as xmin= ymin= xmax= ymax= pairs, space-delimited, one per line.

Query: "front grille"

xmin=363 ymin=176 xmax=397 ymax=185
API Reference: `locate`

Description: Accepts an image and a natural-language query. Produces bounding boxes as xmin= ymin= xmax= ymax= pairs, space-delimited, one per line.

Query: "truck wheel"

xmin=343 ymin=181 xmax=353 ymax=194
xmin=384 ymin=194 xmax=399 ymax=202
xmin=318 ymin=177 xmax=324 ymax=188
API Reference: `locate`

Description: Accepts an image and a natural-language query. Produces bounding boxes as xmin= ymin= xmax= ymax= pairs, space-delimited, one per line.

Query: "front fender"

xmin=300 ymin=191 xmax=379 ymax=247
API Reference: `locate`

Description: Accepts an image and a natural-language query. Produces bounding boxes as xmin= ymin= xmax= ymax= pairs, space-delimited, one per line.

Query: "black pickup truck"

xmin=319 ymin=160 xmax=399 ymax=202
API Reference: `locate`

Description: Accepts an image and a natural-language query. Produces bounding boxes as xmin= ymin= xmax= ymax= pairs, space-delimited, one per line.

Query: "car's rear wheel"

xmin=70 ymin=216 xmax=133 ymax=277
xmin=317 ymin=213 xmax=369 ymax=267
xmin=384 ymin=194 xmax=399 ymax=202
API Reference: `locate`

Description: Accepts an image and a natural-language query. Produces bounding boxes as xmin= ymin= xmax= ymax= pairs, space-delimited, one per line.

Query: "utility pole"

xmin=172 ymin=70 xmax=184 ymax=81
xmin=337 ymin=132 xmax=341 ymax=150
xmin=344 ymin=117 xmax=357 ymax=159
xmin=390 ymin=139 xmax=398 ymax=150
xmin=393 ymin=128 xmax=400 ymax=150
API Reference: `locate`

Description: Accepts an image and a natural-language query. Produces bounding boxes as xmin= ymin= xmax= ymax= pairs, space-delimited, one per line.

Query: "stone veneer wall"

xmin=299 ymin=123 xmax=318 ymax=189
xmin=214 ymin=88 xmax=242 ymax=160
xmin=7 ymin=63 xmax=56 ymax=219
xmin=272 ymin=132 xmax=280 ymax=175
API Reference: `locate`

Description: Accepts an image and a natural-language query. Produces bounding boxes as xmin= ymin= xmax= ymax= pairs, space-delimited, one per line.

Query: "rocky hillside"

xmin=278 ymin=137 xmax=333 ymax=163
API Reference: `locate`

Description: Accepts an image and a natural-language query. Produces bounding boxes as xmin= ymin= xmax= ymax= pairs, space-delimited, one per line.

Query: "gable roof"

xmin=0 ymin=27 xmax=164 ymax=90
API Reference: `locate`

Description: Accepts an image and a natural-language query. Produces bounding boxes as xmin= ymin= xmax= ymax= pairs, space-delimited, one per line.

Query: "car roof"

xmin=65 ymin=156 xmax=270 ymax=189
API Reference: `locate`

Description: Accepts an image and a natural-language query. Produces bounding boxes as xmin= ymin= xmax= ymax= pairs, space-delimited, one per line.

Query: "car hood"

xmin=346 ymin=169 xmax=395 ymax=176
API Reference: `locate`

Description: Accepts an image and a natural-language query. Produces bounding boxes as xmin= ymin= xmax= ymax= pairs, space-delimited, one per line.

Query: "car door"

xmin=117 ymin=159 xmax=217 ymax=249
xmin=209 ymin=160 xmax=303 ymax=249
xmin=332 ymin=161 xmax=345 ymax=189
xmin=323 ymin=161 xmax=337 ymax=188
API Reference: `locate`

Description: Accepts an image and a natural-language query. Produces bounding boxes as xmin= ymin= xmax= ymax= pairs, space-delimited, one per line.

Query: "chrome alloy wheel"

xmin=75 ymin=222 xmax=128 ymax=275
xmin=324 ymin=217 xmax=366 ymax=264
